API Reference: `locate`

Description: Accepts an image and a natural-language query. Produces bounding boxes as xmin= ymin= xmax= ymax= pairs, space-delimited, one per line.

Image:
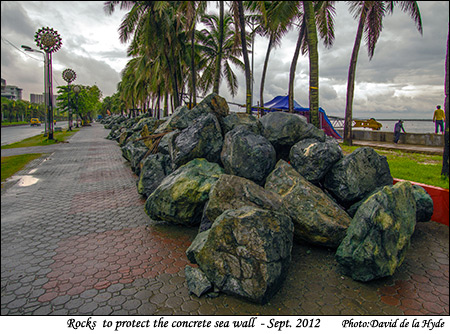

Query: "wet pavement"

xmin=1 ymin=123 xmax=448 ymax=315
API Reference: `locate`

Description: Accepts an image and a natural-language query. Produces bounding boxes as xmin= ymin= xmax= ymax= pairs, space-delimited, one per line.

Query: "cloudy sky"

xmin=1 ymin=1 xmax=448 ymax=119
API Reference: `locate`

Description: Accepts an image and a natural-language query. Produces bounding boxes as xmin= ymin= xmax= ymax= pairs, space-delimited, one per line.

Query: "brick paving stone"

xmin=1 ymin=123 xmax=448 ymax=316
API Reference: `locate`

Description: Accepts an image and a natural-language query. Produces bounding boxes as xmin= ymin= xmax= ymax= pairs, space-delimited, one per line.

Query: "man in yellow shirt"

xmin=433 ymin=105 xmax=445 ymax=134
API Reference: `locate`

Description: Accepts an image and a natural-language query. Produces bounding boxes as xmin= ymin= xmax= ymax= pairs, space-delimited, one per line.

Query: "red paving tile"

xmin=380 ymin=295 xmax=400 ymax=306
xmin=41 ymin=226 xmax=193 ymax=301
xmin=378 ymin=270 xmax=449 ymax=315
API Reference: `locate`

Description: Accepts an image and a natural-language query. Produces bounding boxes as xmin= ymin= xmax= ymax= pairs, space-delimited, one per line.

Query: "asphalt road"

xmin=1 ymin=121 xmax=68 ymax=146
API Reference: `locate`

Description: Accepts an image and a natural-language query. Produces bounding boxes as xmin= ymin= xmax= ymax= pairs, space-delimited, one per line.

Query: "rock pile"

xmin=103 ymin=93 xmax=434 ymax=303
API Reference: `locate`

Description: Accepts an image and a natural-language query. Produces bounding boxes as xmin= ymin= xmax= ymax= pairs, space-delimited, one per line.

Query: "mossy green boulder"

xmin=200 ymin=174 xmax=283 ymax=232
xmin=145 ymin=159 xmax=224 ymax=226
xmin=188 ymin=206 xmax=294 ymax=304
xmin=336 ymin=181 xmax=416 ymax=282
xmin=265 ymin=160 xmax=351 ymax=248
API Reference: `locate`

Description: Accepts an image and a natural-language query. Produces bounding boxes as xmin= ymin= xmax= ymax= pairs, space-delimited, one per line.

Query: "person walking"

xmin=433 ymin=105 xmax=445 ymax=134
xmin=394 ymin=120 xmax=406 ymax=143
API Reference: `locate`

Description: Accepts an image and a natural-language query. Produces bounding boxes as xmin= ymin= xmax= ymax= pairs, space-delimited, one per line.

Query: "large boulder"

xmin=412 ymin=185 xmax=434 ymax=222
xmin=222 ymin=113 xmax=262 ymax=135
xmin=121 ymin=140 xmax=148 ymax=173
xmin=221 ymin=125 xmax=276 ymax=185
xmin=187 ymin=206 xmax=294 ymax=304
xmin=200 ymin=174 xmax=283 ymax=232
xmin=260 ymin=112 xmax=325 ymax=160
xmin=289 ymin=137 xmax=343 ymax=184
xmin=155 ymin=93 xmax=229 ymax=133
xmin=323 ymin=147 xmax=393 ymax=207
xmin=266 ymin=160 xmax=351 ymax=248
xmin=185 ymin=266 xmax=213 ymax=298
xmin=144 ymin=159 xmax=224 ymax=226
xmin=170 ymin=113 xmax=223 ymax=168
xmin=336 ymin=181 xmax=417 ymax=282
xmin=137 ymin=153 xmax=173 ymax=198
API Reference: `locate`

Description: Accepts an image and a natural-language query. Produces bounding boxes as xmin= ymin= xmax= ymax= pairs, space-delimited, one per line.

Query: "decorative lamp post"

xmin=21 ymin=45 xmax=48 ymax=135
xmin=35 ymin=27 xmax=62 ymax=140
xmin=62 ymin=68 xmax=76 ymax=131
xmin=73 ymin=85 xmax=81 ymax=127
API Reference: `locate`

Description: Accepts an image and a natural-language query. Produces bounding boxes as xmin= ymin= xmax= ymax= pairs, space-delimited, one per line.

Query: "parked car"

xmin=30 ymin=118 xmax=41 ymax=126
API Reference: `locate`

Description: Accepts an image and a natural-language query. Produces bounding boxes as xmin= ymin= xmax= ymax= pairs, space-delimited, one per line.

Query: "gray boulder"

xmin=155 ymin=93 xmax=229 ymax=133
xmin=144 ymin=159 xmax=224 ymax=226
xmin=170 ymin=113 xmax=223 ymax=168
xmin=336 ymin=181 xmax=417 ymax=282
xmin=289 ymin=137 xmax=343 ymax=184
xmin=121 ymin=140 xmax=148 ymax=170
xmin=200 ymin=174 xmax=283 ymax=232
xmin=412 ymin=185 xmax=434 ymax=222
xmin=222 ymin=113 xmax=262 ymax=134
xmin=324 ymin=147 xmax=393 ymax=207
xmin=221 ymin=125 xmax=276 ymax=185
xmin=260 ymin=112 xmax=325 ymax=160
xmin=266 ymin=160 xmax=351 ymax=248
xmin=137 ymin=153 xmax=173 ymax=197
xmin=157 ymin=130 xmax=180 ymax=155
xmin=185 ymin=266 xmax=212 ymax=298
xmin=187 ymin=206 xmax=294 ymax=304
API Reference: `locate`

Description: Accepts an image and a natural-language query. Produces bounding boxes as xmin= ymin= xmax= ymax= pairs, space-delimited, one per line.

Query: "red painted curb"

xmin=394 ymin=178 xmax=449 ymax=226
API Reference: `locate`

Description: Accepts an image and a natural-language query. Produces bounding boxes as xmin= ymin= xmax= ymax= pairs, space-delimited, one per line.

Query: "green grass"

xmin=340 ymin=144 xmax=449 ymax=189
xmin=1 ymin=121 xmax=29 ymax=126
xmin=1 ymin=129 xmax=79 ymax=149
xmin=1 ymin=129 xmax=79 ymax=185
xmin=1 ymin=154 xmax=43 ymax=184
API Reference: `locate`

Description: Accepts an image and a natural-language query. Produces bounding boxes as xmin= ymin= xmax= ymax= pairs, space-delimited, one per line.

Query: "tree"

xmin=288 ymin=1 xmax=335 ymax=121
xmin=197 ymin=11 xmax=245 ymax=98
xmin=343 ymin=1 xmax=423 ymax=146
xmin=247 ymin=1 xmax=297 ymax=115
xmin=214 ymin=1 xmax=225 ymax=95
xmin=231 ymin=1 xmax=252 ymax=114
xmin=303 ymin=1 xmax=320 ymax=127
xmin=105 ymin=1 xmax=186 ymax=110
xmin=57 ymin=85 xmax=102 ymax=124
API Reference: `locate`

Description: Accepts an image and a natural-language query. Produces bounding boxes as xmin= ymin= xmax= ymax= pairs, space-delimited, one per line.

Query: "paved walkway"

xmin=1 ymin=123 xmax=448 ymax=315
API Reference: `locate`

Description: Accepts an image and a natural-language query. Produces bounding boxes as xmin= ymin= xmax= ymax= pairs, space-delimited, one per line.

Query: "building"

xmin=1 ymin=78 xmax=23 ymax=100
xmin=30 ymin=93 xmax=45 ymax=104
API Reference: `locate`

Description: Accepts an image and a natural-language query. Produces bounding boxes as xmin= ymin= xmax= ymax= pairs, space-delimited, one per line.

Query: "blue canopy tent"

xmin=254 ymin=95 xmax=341 ymax=139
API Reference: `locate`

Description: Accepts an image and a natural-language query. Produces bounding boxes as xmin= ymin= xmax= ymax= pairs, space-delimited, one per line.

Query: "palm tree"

xmin=288 ymin=1 xmax=335 ymax=125
xmin=248 ymin=1 xmax=298 ymax=115
xmin=230 ymin=1 xmax=252 ymax=114
xmin=303 ymin=1 xmax=320 ymax=127
xmin=197 ymin=12 xmax=245 ymax=98
xmin=214 ymin=1 xmax=225 ymax=95
xmin=343 ymin=1 xmax=423 ymax=146
xmin=105 ymin=1 xmax=186 ymax=110
xmin=179 ymin=1 xmax=207 ymax=107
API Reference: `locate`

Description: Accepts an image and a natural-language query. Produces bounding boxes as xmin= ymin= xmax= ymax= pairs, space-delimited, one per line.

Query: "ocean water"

xmin=360 ymin=120 xmax=441 ymax=134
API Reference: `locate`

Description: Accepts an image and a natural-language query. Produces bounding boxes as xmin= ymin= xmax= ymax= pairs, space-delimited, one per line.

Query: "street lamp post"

xmin=62 ymin=69 xmax=76 ymax=131
xmin=21 ymin=45 xmax=48 ymax=135
xmin=73 ymin=85 xmax=81 ymax=128
xmin=34 ymin=27 xmax=62 ymax=140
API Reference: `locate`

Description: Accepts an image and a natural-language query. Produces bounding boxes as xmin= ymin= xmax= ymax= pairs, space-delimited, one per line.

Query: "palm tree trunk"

xmin=165 ymin=51 xmax=180 ymax=109
xmin=303 ymin=1 xmax=319 ymax=128
xmin=289 ymin=20 xmax=306 ymax=113
xmin=213 ymin=1 xmax=225 ymax=94
xmin=191 ymin=23 xmax=197 ymax=106
xmin=442 ymin=22 xmax=449 ymax=176
xmin=238 ymin=1 xmax=252 ymax=114
xmin=344 ymin=10 xmax=366 ymax=146
xmin=260 ymin=35 xmax=274 ymax=116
